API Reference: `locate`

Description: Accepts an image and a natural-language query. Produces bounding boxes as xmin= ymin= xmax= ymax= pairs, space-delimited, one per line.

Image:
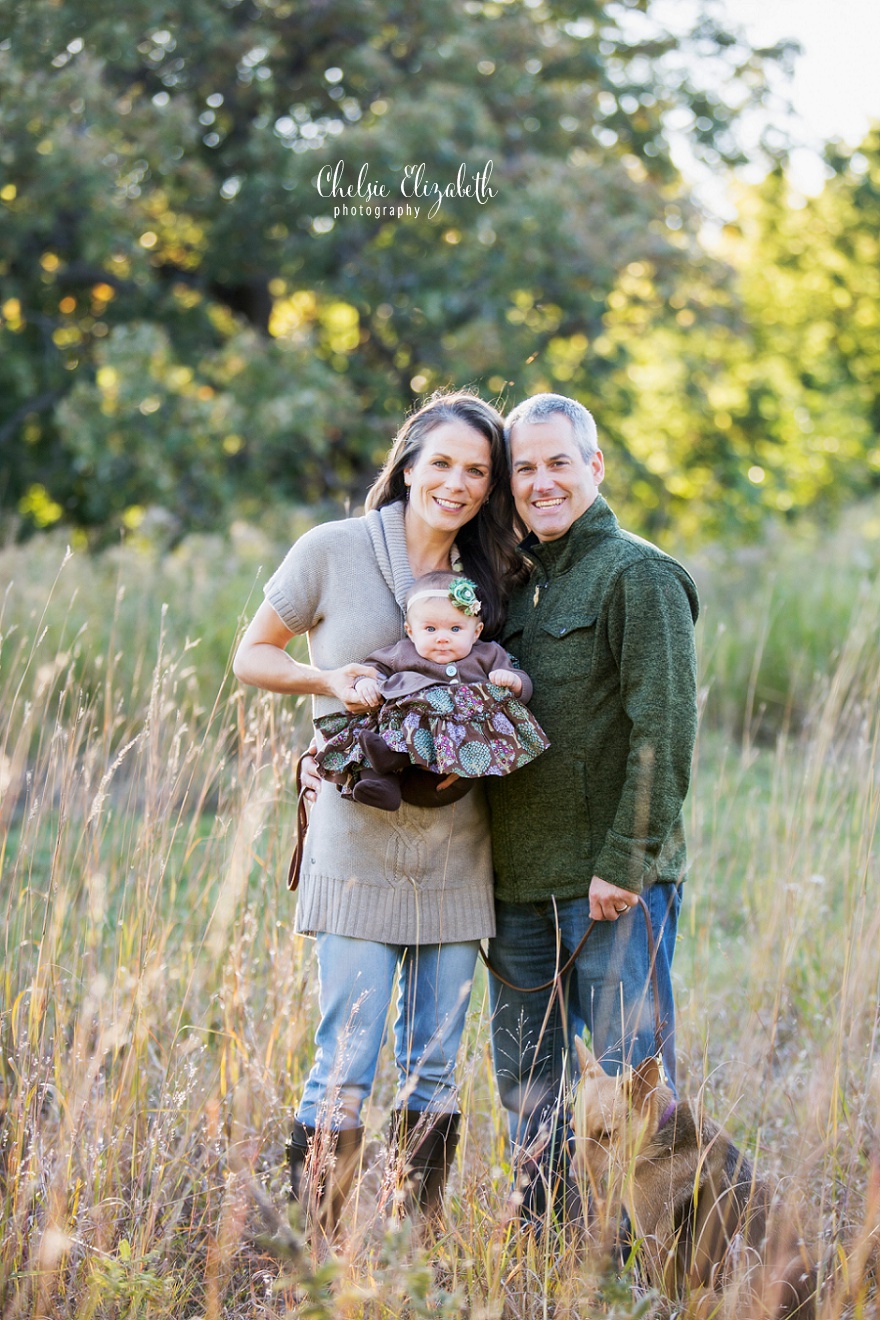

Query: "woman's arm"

xmin=233 ymin=599 xmax=379 ymax=712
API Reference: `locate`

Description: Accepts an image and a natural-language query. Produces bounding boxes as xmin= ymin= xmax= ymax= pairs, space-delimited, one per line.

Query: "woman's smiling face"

xmin=403 ymin=422 xmax=492 ymax=535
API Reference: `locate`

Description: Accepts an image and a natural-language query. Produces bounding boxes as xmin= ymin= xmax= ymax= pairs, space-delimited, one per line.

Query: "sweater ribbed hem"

xmin=294 ymin=872 xmax=496 ymax=944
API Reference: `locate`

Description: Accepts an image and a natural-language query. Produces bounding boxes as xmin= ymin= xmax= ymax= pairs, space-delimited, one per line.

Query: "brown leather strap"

xmin=287 ymin=756 xmax=311 ymax=891
xmin=285 ymin=753 xmax=468 ymax=889
xmin=285 ymin=760 xmax=665 ymax=1052
xmin=479 ymin=893 xmax=665 ymax=1055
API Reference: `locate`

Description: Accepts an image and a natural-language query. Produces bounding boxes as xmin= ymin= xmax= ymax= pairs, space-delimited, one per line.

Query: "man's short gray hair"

xmin=505 ymin=392 xmax=599 ymax=461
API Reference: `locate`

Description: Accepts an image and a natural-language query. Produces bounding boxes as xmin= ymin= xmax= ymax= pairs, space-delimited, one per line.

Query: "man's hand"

xmin=488 ymin=667 xmax=524 ymax=696
xmin=589 ymin=875 xmax=637 ymax=922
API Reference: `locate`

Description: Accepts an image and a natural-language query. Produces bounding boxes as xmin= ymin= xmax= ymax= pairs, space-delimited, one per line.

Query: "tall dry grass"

xmin=0 ymin=530 xmax=878 ymax=1318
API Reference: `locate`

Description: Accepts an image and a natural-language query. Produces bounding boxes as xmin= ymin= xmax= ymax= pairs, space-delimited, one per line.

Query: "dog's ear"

xmin=630 ymin=1055 xmax=662 ymax=1111
xmin=574 ymin=1036 xmax=604 ymax=1077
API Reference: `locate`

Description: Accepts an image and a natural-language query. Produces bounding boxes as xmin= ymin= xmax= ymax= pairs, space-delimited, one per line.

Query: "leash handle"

xmin=479 ymin=893 xmax=665 ymax=1056
xmin=287 ymin=755 xmax=311 ymax=891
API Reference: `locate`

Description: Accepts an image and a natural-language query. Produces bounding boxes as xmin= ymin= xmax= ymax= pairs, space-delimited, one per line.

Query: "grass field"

xmin=1 ymin=520 xmax=879 ymax=1318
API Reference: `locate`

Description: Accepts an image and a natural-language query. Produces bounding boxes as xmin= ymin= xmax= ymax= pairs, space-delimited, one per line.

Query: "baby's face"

xmin=405 ymin=598 xmax=482 ymax=664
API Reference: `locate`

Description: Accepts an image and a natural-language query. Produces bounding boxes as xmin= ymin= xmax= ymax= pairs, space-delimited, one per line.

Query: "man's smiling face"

xmin=509 ymin=414 xmax=604 ymax=542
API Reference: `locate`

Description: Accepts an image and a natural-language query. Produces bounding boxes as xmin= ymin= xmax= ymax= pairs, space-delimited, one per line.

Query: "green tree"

xmin=576 ymin=124 xmax=880 ymax=544
xmin=728 ymin=134 xmax=880 ymax=512
xmin=0 ymin=0 xmax=790 ymax=539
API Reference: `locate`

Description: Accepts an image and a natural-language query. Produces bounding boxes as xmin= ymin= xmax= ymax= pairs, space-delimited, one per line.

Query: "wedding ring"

xmin=615 ymin=904 xmax=627 ymax=913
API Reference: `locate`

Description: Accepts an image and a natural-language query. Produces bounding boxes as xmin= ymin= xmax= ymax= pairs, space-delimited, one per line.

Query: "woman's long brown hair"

xmin=365 ymin=390 xmax=524 ymax=638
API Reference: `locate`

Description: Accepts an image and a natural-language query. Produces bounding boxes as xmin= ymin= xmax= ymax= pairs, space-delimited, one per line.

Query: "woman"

xmin=233 ymin=391 xmax=520 ymax=1236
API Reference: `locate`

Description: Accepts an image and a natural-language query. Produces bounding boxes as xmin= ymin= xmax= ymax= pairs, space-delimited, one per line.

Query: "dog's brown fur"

xmin=572 ymin=1039 xmax=816 ymax=1318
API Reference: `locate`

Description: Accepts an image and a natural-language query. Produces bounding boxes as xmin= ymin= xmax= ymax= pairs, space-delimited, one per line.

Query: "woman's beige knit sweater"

xmin=264 ymin=501 xmax=496 ymax=945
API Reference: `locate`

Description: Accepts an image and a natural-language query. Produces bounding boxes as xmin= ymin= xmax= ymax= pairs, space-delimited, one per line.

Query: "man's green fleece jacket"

xmin=488 ymin=494 xmax=699 ymax=900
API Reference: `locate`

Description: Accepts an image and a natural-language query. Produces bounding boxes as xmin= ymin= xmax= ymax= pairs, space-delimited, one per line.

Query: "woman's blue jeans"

xmin=296 ymin=933 xmax=479 ymax=1130
xmin=488 ymin=882 xmax=681 ymax=1214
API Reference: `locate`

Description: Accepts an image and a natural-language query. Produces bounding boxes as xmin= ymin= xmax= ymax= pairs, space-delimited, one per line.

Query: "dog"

xmin=572 ymin=1039 xmax=816 ymax=1318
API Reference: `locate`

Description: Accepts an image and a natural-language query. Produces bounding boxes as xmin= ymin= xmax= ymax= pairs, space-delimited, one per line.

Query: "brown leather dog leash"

xmin=287 ymin=756 xmax=665 ymax=1050
xmin=287 ymin=755 xmax=310 ymax=891
xmin=479 ymin=893 xmax=665 ymax=1052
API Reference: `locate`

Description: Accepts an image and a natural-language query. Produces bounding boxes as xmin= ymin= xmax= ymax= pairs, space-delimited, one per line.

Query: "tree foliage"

xmin=726 ymin=135 xmax=880 ymax=515
xmin=601 ymin=129 xmax=880 ymax=542
xmin=0 ymin=0 xmax=820 ymax=541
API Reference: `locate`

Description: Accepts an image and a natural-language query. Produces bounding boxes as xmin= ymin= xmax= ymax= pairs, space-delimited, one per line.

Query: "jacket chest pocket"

xmin=537 ymin=612 xmax=598 ymax=683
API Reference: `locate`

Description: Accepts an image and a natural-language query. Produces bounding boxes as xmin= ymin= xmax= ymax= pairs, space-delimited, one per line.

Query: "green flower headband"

xmin=407 ymin=576 xmax=482 ymax=617
xmin=448 ymin=576 xmax=481 ymax=616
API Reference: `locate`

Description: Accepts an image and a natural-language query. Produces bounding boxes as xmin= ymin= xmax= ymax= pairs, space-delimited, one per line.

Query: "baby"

xmin=315 ymin=572 xmax=549 ymax=811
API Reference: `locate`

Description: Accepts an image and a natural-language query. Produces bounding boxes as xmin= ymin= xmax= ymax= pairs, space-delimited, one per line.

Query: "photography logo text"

xmin=315 ymin=160 xmax=496 ymax=221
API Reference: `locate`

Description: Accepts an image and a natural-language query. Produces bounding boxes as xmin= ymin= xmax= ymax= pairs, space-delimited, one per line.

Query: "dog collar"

xmin=656 ymin=1101 xmax=678 ymax=1132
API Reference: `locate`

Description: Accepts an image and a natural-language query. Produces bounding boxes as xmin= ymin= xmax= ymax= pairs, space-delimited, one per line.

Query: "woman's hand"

xmin=326 ymin=664 xmax=382 ymax=712
xmin=300 ymin=747 xmax=322 ymax=802
xmin=488 ymin=667 xmax=523 ymax=696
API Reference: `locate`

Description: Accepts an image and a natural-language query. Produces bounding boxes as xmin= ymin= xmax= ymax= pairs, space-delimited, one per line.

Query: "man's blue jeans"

xmin=488 ymin=883 xmax=681 ymax=1214
xmin=296 ymin=933 xmax=479 ymax=1130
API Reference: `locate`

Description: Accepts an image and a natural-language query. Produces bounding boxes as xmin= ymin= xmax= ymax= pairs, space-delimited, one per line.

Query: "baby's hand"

xmin=352 ymin=675 xmax=383 ymax=707
xmin=488 ymin=668 xmax=523 ymax=696
xmin=330 ymin=664 xmax=381 ymax=712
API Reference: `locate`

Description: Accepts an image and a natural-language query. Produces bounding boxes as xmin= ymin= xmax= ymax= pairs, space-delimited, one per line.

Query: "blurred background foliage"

xmin=1 ymin=0 xmax=878 ymax=546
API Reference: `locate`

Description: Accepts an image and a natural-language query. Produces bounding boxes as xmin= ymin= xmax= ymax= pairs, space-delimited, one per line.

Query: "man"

xmin=485 ymin=392 xmax=699 ymax=1219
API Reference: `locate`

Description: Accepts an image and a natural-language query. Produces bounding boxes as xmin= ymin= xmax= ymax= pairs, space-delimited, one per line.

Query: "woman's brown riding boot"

xmin=287 ymin=1119 xmax=365 ymax=1239
xmin=387 ymin=1109 xmax=460 ymax=1228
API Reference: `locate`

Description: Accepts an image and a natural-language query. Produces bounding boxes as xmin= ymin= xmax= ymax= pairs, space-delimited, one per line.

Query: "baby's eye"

xmin=451 ymin=625 xmax=462 ymax=632
xmin=425 ymin=625 xmax=436 ymax=632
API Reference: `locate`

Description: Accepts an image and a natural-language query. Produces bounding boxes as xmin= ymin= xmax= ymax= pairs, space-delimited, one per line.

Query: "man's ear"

xmin=575 ymin=1036 xmax=604 ymax=1078
xmin=591 ymin=449 xmax=604 ymax=483
xmin=630 ymin=1055 xmax=662 ymax=1111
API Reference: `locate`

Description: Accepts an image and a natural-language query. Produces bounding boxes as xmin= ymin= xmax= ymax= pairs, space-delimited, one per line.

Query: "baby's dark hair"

xmin=405 ymin=572 xmax=481 ymax=616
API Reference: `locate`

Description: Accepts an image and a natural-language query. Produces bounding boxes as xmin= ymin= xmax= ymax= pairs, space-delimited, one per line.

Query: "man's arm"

xmin=593 ymin=561 xmax=699 ymax=894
